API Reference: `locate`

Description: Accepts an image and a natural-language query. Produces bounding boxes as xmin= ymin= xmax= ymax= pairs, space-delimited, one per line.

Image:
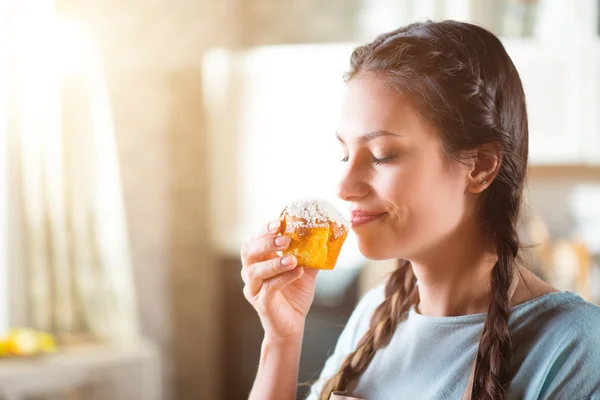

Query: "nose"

xmin=336 ymin=159 xmax=370 ymax=202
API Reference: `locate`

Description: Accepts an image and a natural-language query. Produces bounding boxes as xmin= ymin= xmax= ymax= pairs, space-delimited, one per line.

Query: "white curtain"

xmin=2 ymin=0 xmax=139 ymax=340
xmin=0 ymin=0 xmax=9 ymax=335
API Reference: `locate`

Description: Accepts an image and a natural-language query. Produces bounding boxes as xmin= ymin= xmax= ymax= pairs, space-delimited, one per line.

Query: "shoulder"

xmin=513 ymin=290 xmax=600 ymax=325
xmin=516 ymin=293 xmax=600 ymax=399
xmin=342 ymin=283 xmax=387 ymax=348
xmin=539 ymin=292 xmax=600 ymax=336
xmin=550 ymin=295 xmax=600 ymax=358
xmin=305 ymin=284 xmax=386 ymax=400
xmin=554 ymin=295 xmax=600 ymax=354
xmin=355 ymin=283 xmax=387 ymax=316
xmin=323 ymin=282 xmax=386 ymax=355
xmin=514 ymin=292 xmax=600 ymax=350
xmin=316 ymin=282 xmax=386 ymax=362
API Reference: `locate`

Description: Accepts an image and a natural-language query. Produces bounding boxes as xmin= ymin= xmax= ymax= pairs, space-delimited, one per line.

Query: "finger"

xmin=240 ymin=219 xmax=283 ymax=265
xmin=241 ymin=234 xmax=291 ymax=266
xmin=262 ymin=266 xmax=304 ymax=293
xmin=250 ymin=219 xmax=282 ymax=239
xmin=243 ymin=284 xmax=255 ymax=303
xmin=262 ymin=219 xmax=282 ymax=236
xmin=242 ymin=255 xmax=298 ymax=286
xmin=243 ymin=256 xmax=298 ymax=297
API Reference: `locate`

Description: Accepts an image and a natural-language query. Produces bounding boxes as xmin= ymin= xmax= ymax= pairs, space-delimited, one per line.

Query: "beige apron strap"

xmin=329 ymin=392 xmax=365 ymax=400
xmin=460 ymin=273 xmax=520 ymax=400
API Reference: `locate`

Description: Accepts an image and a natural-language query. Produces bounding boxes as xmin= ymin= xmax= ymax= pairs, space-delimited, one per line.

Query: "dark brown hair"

xmin=319 ymin=20 xmax=528 ymax=400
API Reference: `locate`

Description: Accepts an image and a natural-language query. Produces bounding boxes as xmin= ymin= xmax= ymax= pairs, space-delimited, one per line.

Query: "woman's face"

xmin=336 ymin=74 xmax=473 ymax=260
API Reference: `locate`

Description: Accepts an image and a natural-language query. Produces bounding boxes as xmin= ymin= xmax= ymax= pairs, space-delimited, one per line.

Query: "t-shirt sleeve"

xmin=305 ymin=284 xmax=386 ymax=400
xmin=540 ymin=303 xmax=600 ymax=399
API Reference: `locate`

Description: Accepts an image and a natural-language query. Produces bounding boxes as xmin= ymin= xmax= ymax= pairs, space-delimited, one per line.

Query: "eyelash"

xmin=372 ymin=156 xmax=395 ymax=165
xmin=339 ymin=155 xmax=396 ymax=165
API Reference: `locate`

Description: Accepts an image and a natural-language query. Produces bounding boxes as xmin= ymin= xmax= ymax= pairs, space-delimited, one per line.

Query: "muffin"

xmin=279 ymin=198 xmax=349 ymax=270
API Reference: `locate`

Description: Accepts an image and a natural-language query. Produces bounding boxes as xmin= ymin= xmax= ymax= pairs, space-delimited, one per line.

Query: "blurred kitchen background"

xmin=0 ymin=0 xmax=599 ymax=399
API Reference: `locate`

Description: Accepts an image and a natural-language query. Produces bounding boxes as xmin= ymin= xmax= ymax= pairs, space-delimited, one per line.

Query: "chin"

xmin=354 ymin=222 xmax=412 ymax=260
xmin=356 ymin=237 xmax=402 ymax=260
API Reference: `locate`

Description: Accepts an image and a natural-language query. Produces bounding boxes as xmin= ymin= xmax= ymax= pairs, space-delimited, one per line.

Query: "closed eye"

xmin=371 ymin=155 xmax=397 ymax=165
xmin=340 ymin=155 xmax=397 ymax=164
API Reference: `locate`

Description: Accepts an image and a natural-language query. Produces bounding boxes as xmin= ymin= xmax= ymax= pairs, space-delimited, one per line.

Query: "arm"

xmin=249 ymin=333 xmax=304 ymax=400
xmin=240 ymin=219 xmax=319 ymax=400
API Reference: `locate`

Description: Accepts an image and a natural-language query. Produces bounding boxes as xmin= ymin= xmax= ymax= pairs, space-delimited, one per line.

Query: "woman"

xmin=239 ymin=21 xmax=600 ymax=400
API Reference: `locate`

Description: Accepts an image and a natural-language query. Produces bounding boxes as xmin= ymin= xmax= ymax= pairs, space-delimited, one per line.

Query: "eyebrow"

xmin=336 ymin=130 xmax=401 ymax=145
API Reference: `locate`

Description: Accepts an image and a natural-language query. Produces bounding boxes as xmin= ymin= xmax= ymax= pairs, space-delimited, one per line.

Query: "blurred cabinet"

xmin=503 ymin=40 xmax=600 ymax=164
xmin=585 ymin=42 xmax=600 ymax=163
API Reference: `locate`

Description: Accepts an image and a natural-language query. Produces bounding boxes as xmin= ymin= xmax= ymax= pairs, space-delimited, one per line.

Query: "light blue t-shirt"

xmin=308 ymin=284 xmax=600 ymax=399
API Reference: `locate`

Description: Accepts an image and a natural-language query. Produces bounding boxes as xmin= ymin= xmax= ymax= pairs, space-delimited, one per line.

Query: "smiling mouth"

xmin=350 ymin=212 xmax=387 ymax=228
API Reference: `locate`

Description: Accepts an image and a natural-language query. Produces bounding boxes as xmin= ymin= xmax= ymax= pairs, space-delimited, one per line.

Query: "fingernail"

xmin=268 ymin=220 xmax=280 ymax=232
xmin=281 ymin=255 xmax=295 ymax=266
xmin=275 ymin=236 xmax=290 ymax=247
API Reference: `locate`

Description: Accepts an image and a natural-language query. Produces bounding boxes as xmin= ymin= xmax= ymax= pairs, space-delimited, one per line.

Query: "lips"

xmin=350 ymin=210 xmax=387 ymax=228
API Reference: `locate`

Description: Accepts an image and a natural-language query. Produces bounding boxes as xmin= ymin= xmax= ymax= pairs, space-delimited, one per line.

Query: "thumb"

xmin=302 ymin=267 xmax=320 ymax=280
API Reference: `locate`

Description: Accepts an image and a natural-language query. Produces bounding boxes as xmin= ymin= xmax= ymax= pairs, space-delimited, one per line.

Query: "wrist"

xmin=263 ymin=331 xmax=304 ymax=347
xmin=259 ymin=332 xmax=304 ymax=375
xmin=263 ymin=334 xmax=304 ymax=347
xmin=252 ymin=332 xmax=303 ymax=400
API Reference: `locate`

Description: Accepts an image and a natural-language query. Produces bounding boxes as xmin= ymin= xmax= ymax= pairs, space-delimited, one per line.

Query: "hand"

xmin=241 ymin=220 xmax=319 ymax=341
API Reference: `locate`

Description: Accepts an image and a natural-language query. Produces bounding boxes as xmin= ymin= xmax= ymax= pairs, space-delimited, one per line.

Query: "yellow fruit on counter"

xmin=0 ymin=328 xmax=57 ymax=357
xmin=8 ymin=328 xmax=39 ymax=356
xmin=38 ymin=331 xmax=57 ymax=353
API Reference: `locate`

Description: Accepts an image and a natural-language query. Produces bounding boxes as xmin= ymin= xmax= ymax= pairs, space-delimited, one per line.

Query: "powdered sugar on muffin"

xmin=284 ymin=198 xmax=350 ymax=230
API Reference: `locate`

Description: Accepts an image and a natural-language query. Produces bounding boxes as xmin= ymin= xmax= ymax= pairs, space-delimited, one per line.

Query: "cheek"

xmin=356 ymin=155 xmax=469 ymax=259
xmin=379 ymin=157 xmax=467 ymax=237
xmin=405 ymin=162 xmax=468 ymax=234
xmin=375 ymin=159 xmax=434 ymax=216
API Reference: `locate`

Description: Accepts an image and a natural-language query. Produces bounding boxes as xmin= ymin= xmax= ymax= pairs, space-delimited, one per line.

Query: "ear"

xmin=466 ymin=143 xmax=502 ymax=194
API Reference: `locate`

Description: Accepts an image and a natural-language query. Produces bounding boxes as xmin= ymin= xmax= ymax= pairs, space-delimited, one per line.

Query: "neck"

xmin=408 ymin=221 xmax=498 ymax=317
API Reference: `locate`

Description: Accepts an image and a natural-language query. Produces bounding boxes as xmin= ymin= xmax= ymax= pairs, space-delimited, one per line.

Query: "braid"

xmin=471 ymin=177 xmax=522 ymax=399
xmin=318 ymin=260 xmax=418 ymax=399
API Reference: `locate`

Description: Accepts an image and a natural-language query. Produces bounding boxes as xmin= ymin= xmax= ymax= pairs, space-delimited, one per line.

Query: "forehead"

xmin=338 ymin=74 xmax=435 ymax=142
